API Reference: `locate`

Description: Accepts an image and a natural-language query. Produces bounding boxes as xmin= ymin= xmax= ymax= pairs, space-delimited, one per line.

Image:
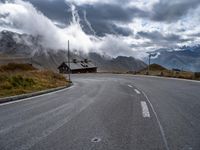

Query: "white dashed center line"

xmin=128 ymin=85 xmax=133 ymax=88
xmin=134 ymin=89 xmax=141 ymax=94
xmin=141 ymin=101 xmax=150 ymax=118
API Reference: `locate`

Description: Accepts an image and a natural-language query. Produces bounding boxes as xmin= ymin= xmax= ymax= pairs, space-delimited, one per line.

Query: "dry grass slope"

xmin=136 ymin=64 xmax=200 ymax=80
xmin=0 ymin=63 xmax=69 ymax=98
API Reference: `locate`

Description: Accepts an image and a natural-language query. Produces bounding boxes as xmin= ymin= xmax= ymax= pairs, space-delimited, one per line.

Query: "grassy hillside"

xmin=136 ymin=64 xmax=200 ymax=80
xmin=0 ymin=63 xmax=69 ymax=98
xmin=143 ymin=64 xmax=167 ymax=71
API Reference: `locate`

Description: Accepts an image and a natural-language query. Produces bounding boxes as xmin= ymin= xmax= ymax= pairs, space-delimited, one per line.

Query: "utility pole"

xmin=147 ymin=52 xmax=157 ymax=75
xmin=68 ymin=40 xmax=71 ymax=83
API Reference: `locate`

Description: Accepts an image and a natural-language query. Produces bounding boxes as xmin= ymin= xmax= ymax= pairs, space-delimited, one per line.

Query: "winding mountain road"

xmin=0 ymin=74 xmax=200 ymax=150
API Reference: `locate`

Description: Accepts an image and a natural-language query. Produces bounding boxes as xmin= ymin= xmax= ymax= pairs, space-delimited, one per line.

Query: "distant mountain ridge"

xmin=151 ymin=45 xmax=200 ymax=72
xmin=0 ymin=30 xmax=147 ymax=72
xmin=88 ymin=53 xmax=147 ymax=72
xmin=0 ymin=30 xmax=40 ymax=56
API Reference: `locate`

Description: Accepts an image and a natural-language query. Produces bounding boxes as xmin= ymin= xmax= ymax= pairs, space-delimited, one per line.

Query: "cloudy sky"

xmin=0 ymin=0 xmax=200 ymax=58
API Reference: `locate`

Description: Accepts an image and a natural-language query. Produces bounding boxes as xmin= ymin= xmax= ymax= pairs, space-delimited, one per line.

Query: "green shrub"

xmin=24 ymin=78 xmax=35 ymax=87
xmin=9 ymin=75 xmax=35 ymax=87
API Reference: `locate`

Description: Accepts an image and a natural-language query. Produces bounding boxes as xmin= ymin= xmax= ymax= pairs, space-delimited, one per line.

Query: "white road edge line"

xmin=141 ymin=101 xmax=150 ymax=118
xmin=128 ymin=85 xmax=133 ymax=88
xmin=0 ymin=85 xmax=75 ymax=107
xmin=141 ymin=90 xmax=170 ymax=150
xmin=134 ymin=89 xmax=141 ymax=94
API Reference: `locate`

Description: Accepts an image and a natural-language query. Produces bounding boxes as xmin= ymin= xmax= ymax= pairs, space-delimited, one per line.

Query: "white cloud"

xmin=0 ymin=0 xmax=137 ymax=58
xmin=0 ymin=0 xmax=98 ymax=53
xmin=0 ymin=0 xmax=199 ymax=60
xmin=65 ymin=0 xmax=110 ymax=5
xmin=128 ymin=0 xmax=159 ymax=11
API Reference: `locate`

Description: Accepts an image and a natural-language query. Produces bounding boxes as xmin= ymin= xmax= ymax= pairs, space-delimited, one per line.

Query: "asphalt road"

xmin=0 ymin=74 xmax=200 ymax=150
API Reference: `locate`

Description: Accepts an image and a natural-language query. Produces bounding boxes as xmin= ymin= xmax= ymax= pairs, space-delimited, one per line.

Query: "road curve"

xmin=0 ymin=74 xmax=200 ymax=150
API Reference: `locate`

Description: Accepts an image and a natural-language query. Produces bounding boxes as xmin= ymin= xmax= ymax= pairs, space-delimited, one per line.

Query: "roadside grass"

xmin=0 ymin=63 xmax=69 ymax=98
xmin=135 ymin=64 xmax=200 ymax=81
xmin=0 ymin=63 xmax=36 ymax=72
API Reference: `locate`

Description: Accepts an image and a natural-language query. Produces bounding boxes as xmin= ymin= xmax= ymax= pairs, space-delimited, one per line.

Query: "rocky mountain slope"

xmin=151 ymin=46 xmax=200 ymax=72
xmin=88 ymin=52 xmax=147 ymax=72
xmin=0 ymin=30 xmax=147 ymax=72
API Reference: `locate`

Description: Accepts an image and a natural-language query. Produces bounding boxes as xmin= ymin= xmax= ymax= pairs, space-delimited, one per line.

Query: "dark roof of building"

xmin=58 ymin=60 xmax=97 ymax=70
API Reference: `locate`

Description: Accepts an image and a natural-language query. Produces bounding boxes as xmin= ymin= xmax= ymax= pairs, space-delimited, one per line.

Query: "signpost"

xmin=147 ymin=52 xmax=157 ymax=74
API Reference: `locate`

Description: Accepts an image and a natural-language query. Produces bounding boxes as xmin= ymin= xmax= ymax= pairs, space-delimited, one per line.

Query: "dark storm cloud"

xmin=22 ymin=0 xmax=199 ymax=50
xmin=111 ymin=25 xmax=133 ymax=37
xmin=151 ymin=0 xmax=200 ymax=22
xmin=137 ymin=31 xmax=192 ymax=47
xmin=77 ymin=4 xmax=142 ymax=36
xmin=28 ymin=0 xmax=71 ymax=24
xmin=189 ymin=33 xmax=200 ymax=37
xmin=78 ymin=4 xmax=147 ymax=23
xmin=28 ymin=0 xmax=139 ymax=36
xmin=138 ymin=31 xmax=180 ymax=42
xmin=80 ymin=19 xmax=132 ymax=36
xmin=27 ymin=0 xmax=200 ymax=24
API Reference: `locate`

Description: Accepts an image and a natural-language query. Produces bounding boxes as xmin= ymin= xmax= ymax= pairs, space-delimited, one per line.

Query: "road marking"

xmin=0 ymin=85 xmax=75 ymax=107
xmin=141 ymin=101 xmax=150 ymax=118
xmin=128 ymin=85 xmax=133 ymax=88
xmin=141 ymin=90 xmax=170 ymax=150
xmin=134 ymin=89 xmax=141 ymax=94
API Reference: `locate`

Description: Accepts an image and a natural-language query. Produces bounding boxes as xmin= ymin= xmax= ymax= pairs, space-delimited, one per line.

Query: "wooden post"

xmin=68 ymin=40 xmax=71 ymax=82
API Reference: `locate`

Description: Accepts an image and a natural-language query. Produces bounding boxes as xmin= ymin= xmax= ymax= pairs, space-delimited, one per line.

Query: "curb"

xmin=0 ymin=83 xmax=73 ymax=104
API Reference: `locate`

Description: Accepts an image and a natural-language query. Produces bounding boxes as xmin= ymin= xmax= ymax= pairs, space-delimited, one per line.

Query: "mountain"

xmin=0 ymin=30 xmax=147 ymax=72
xmin=0 ymin=30 xmax=40 ymax=56
xmin=151 ymin=46 xmax=200 ymax=72
xmin=88 ymin=52 xmax=147 ymax=72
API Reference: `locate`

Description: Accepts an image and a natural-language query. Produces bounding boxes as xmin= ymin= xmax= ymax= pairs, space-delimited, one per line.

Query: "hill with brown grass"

xmin=0 ymin=63 xmax=69 ymax=98
xmin=136 ymin=63 xmax=200 ymax=80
